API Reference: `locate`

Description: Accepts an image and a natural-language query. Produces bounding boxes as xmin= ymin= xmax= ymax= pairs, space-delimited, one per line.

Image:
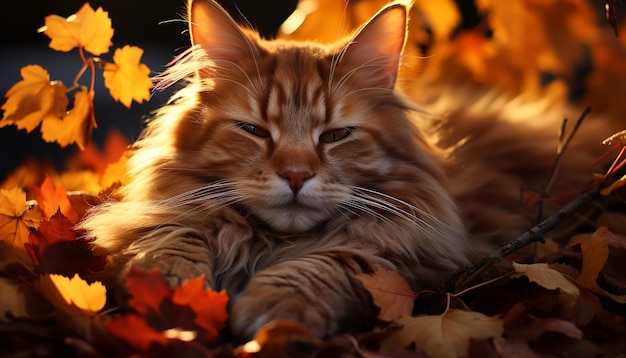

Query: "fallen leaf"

xmin=171 ymin=276 xmax=229 ymax=342
xmin=41 ymin=86 xmax=96 ymax=150
xmin=25 ymin=210 xmax=106 ymax=277
xmin=577 ymin=227 xmax=610 ymax=288
xmin=242 ymin=320 xmax=320 ymax=358
xmin=103 ymin=45 xmax=153 ymax=108
xmin=380 ymin=299 xmax=503 ymax=358
xmin=0 ymin=65 xmax=68 ymax=132
xmin=106 ymin=267 xmax=228 ymax=347
xmin=512 ymin=262 xmax=579 ymax=300
xmin=40 ymin=2 xmax=114 ymax=56
xmin=356 ymin=268 xmax=415 ymax=321
xmin=34 ymin=176 xmax=79 ymax=223
xmin=105 ymin=314 xmax=169 ymax=351
xmin=38 ymin=273 xmax=106 ymax=315
xmin=0 ymin=187 xmax=42 ymax=265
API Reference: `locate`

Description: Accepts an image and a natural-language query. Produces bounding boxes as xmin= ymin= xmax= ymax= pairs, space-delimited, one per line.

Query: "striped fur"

xmin=79 ymin=0 xmax=615 ymax=339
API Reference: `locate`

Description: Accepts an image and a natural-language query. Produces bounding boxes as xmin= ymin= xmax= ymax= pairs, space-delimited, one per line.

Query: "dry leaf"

xmin=356 ymin=268 xmax=415 ymax=321
xmin=38 ymin=273 xmax=106 ymax=315
xmin=25 ymin=210 xmax=106 ymax=277
xmin=577 ymin=227 xmax=610 ymax=288
xmin=41 ymin=86 xmax=96 ymax=150
xmin=0 ymin=65 xmax=68 ymax=132
xmin=103 ymin=45 xmax=153 ymax=108
xmin=171 ymin=276 xmax=229 ymax=342
xmin=40 ymin=2 xmax=114 ymax=56
xmin=512 ymin=262 xmax=579 ymax=298
xmin=380 ymin=306 xmax=504 ymax=358
xmin=0 ymin=187 xmax=42 ymax=264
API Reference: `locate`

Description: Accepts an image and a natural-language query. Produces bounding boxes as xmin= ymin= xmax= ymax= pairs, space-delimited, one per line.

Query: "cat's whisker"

xmin=349 ymin=186 xmax=454 ymax=239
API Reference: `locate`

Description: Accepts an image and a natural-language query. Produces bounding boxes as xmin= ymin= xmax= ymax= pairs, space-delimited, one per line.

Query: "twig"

xmin=450 ymin=186 xmax=600 ymax=292
xmin=536 ymin=107 xmax=590 ymax=222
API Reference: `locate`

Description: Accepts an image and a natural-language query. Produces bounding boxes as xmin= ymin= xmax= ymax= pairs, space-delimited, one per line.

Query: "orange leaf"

xmin=40 ymin=3 xmax=113 ymax=56
xmin=99 ymin=151 xmax=129 ymax=191
xmin=356 ymin=269 xmax=415 ymax=321
xmin=0 ymin=187 xmax=42 ymax=264
xmin=171 ymin=276 xmax=229 ymax=342
xmin=0 ymin=65 xmax=68 ymax=132
xmin=577 ymin=228 xmax=610 ymax=288
xmin=41 ymin=86 xmax=96 ymax=150
xmin=103 ymin=45 xmax=153 ymax=108
xmin=34 ymin=176 xmax=79 ymax=223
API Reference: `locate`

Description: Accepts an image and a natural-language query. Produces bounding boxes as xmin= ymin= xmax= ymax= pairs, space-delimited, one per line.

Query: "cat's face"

xmin=165 ymin=0 xmax=423 ymax=233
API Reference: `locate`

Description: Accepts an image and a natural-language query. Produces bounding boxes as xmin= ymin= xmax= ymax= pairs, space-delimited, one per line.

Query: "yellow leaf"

xmin=40 ymin=3 xmax=114 ymax=56
xmin=0 ymin=65 xmax=68 ymax=132
xmin=103 ymin=45 xmax=153 ymax=108
xmin=380 ymin=307 xmax=503 ymax=358
xmin=39 ymin=273 xmax=106 ymax=315
xmin=41 ymin=87 xmax=96 ymax=150
xmin=0 ymin=187 xmax=42 ymax=264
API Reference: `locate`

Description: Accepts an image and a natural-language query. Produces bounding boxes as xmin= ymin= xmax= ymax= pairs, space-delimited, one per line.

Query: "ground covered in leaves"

xmin=2 ymin=0 xmax=626 ymax=357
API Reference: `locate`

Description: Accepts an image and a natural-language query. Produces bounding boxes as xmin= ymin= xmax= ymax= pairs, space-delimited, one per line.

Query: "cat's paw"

xmin=229 ymin=284 xmax=337 ymax=340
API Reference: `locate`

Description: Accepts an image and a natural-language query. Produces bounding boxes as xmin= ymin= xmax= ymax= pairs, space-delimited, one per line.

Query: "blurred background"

xmin=0 ymin=0 xmax=621 ymax=183
xmin=0 ymin=0 xmax=298 ymax=181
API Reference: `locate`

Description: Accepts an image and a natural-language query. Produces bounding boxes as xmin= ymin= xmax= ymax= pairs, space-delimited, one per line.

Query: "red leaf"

xmin=125 ymin=267 xmax=172 ymax=317
xmin=25 ymin=210 xmax=106 ymax=276
xmin=105 ymin=315 xmax=169 ymax=351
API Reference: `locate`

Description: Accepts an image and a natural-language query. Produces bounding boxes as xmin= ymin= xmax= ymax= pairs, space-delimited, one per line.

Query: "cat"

xmin=79 ymin=0 xmax=615 ymax=340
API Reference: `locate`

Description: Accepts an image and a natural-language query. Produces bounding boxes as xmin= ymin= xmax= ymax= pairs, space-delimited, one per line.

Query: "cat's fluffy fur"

xmin=80 ymin=0 xmax=615 ymax=339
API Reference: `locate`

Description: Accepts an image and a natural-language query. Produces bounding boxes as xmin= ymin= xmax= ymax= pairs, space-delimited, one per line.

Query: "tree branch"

xmin=450 ymin=186 xmax=600 ymax=292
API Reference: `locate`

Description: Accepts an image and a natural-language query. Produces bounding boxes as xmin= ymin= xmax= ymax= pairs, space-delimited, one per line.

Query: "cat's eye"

xmin=319 ymin=127 xmax=354 ymax=143
xmin=236 ymin=122 xmax=271 ymax=138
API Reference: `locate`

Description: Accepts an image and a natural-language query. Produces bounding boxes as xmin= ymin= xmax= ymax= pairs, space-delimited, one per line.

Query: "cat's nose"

xmin=279 ymin=170 xmax=314 ymax=193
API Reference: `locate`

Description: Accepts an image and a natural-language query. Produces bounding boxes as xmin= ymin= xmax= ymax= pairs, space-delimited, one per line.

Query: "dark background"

xmin=0 ymin=0 xmax=297 ymax=181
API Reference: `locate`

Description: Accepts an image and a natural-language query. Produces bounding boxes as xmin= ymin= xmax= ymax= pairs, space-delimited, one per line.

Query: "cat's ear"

xmin=339 ymin=3 xmax=408 ymax=89
xmin=188 ymin=0 xmax=255 ymax=63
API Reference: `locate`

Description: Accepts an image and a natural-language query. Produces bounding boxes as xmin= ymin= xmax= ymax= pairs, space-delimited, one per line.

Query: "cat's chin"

xmin=253 ymin=206 xmax=330 ymax=234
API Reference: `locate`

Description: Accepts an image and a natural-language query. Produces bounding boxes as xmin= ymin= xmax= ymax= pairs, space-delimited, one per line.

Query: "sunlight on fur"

xmin=79 ymin=0 xmax=620 ymax=340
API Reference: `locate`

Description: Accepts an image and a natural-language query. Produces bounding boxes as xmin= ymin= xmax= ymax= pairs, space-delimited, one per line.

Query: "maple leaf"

xmin=103 ymin=45 xmax=153 ymax=108
xmin=106 ymin=268 xmax=228 ymax=350
xmin=41 ymin=86 xmax=96 ymax=150
xmin=0 ymin=187 xmax=42 ymax=265
xmin=105 ymin=314 xmax=170 ymax=351
xmin=33 ymin=175 xmax=79 ymax=223
xmin=0 ymin=65 xmax=68 ymax=133
xmin=380 ymin=302 xmax=504 ymax=358
xmin=40 ymin=2 xmax=114 ymax=56
xmin=25 ymin=210 xmax=106 ymax=277
xmin=38 ymin=273 xmax=106 ymax=316
xmin=171 ymin=276 xmax=229 ymax=342
xmin=356 ymin=269 xmax=415 ymax=321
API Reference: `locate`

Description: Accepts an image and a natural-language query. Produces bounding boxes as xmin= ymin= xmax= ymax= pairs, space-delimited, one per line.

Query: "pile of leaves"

xmin=1 ymin=1 xmax=626 ymax=357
